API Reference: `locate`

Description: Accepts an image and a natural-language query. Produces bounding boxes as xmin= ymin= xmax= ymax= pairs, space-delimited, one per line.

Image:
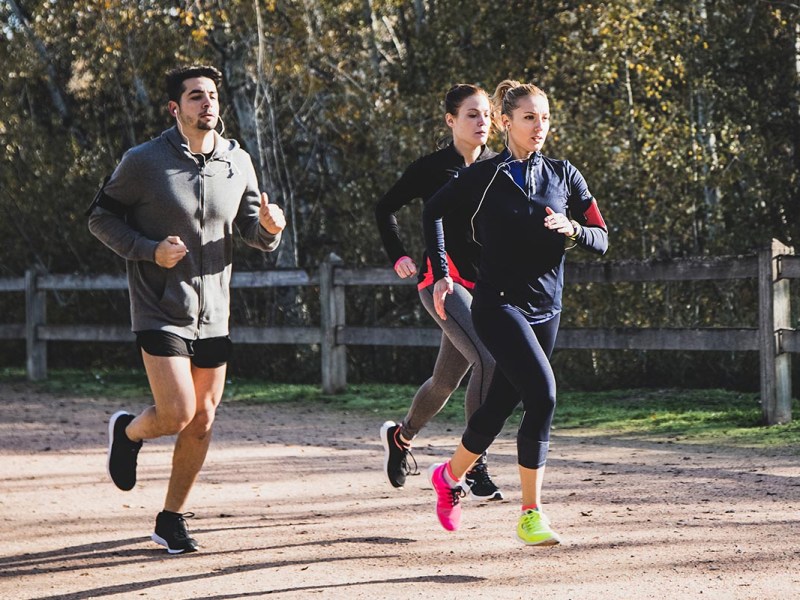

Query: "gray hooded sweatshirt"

xmin=88 ymin=126 xmax=281 ymax=339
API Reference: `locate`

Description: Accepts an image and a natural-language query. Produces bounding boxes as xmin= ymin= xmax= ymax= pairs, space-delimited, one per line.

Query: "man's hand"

xmin=154 ymin=236 xmax=188 ymax=268
xmin=260 ymin=192 xmax=286 ymax=235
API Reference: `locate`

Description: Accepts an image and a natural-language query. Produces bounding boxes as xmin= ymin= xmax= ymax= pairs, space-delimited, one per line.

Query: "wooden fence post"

xmin=25 ymin=268 xmax=47 ymax=381
xmin=320 ymin=253 xmax=346 ymax=393
xmin=758 ymin=239 xmax=793 ymax=425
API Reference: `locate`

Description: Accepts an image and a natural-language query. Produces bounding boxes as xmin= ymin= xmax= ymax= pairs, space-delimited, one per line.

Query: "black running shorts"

xmin=135 ymin=330 xmax=232 ymax=369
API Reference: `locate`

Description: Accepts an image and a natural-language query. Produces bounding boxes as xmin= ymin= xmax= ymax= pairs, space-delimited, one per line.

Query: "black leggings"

xmin=462 ymin=305 xmax=560 ymax=469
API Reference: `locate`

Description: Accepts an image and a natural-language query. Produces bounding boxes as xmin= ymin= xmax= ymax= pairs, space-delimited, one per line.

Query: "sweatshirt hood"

xmin=162 ymin=126 xmax=242 ymax=177
xmin=162 ymin=126 xmax=240 ymax=160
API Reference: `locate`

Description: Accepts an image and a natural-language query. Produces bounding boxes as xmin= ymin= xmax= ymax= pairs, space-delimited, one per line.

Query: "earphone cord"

xmin=173 ymin=112 xmax=225 ymax=154
xmin=470 ymin=157 xmax=528 ymax=245
xmin=174 ymin=114 xmax=192 ymax=150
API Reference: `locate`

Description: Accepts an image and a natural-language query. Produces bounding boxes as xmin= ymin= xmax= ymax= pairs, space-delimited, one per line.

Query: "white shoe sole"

xmin=380 ymin=420 xmax=403 ymax=488
xmin=469 ymin=488 xmax=504 ymax=501
xmin=517 ymin=533 xmax=562 ymax=546
xmin=151 ymin=532 xmax=196 ymax=554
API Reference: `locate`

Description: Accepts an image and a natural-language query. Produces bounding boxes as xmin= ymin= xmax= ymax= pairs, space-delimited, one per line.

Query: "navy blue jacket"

xmin=423 ymin=148 xmax=608 ymax=322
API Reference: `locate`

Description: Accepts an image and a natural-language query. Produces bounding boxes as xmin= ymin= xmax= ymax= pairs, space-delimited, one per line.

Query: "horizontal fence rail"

xmin=0 ymin=240 xmax=795 ymax=424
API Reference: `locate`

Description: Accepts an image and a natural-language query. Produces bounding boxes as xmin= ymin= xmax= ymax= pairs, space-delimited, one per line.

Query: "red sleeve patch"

xmin=583 ymin=198 xmax=607 ymax=229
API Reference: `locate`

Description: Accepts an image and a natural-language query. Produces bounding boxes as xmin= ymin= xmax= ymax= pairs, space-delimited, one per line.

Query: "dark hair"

xmin=444 ymin=83 xmax=488 ymax=116
xmin=165 ymin=65 xmax=223 ymax=103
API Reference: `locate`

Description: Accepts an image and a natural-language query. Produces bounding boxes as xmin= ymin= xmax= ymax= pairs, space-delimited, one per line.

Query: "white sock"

xmin=442 ymin=462 xmax=460 ymax=486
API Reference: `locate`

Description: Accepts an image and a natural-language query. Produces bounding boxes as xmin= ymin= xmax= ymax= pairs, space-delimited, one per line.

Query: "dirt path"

xmin=0 ymin=382 xmax=798 ymax=600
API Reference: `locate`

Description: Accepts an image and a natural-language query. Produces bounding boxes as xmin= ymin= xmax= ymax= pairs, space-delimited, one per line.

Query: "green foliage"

xmin=0 ymin=366 xmax=150 ymax=397
xmin=1 ymin=0 xmax=799 ymax=387
xmin=6 ymin=368 xmax=796 ymax=451
xmin=554 ymin=388 xmax=800 ymax=451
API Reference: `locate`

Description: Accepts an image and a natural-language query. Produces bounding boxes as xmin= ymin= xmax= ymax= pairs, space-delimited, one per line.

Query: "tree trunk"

xmin=793 ymin=20 xmax=800 ymax=238
xmin=7 ymin=0 xmax=86 ymax=147
xmin=692 ymin=0 xmax=720 ymax=250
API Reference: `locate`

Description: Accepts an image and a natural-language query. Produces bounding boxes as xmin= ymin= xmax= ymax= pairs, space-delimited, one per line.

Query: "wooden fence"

xmin=0 ymin=239 xmax=796 ymax=424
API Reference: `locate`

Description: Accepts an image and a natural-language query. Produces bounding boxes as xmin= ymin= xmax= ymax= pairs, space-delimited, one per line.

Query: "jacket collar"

xmin=162 ymin=126 xmax=236 ymax=161
xmin=495 ymin=147 xmax=542 ymax=167
xmin=445 ymin=141 xmax=494 ymax=166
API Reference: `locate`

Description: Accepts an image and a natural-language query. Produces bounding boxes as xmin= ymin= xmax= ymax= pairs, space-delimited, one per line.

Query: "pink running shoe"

xmin=428 ymin=462 xmax=466 ymax=531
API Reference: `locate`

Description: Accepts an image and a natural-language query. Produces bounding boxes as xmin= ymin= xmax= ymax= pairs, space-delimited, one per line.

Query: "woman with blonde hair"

xmin=422 ymin=80 xmax=609 ymax=545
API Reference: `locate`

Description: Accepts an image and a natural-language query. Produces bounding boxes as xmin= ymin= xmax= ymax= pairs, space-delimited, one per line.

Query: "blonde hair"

xmin=491 ymin=79 xmax=548 ymax=131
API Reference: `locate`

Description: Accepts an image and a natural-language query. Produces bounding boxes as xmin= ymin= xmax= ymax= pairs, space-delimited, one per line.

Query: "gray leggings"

xmin=400 ymin=282 xmax=496 ymax=440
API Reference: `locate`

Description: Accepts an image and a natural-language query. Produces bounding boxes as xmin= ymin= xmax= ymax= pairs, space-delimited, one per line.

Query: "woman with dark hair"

xmin=423 ymin=79 xmax=609 ymax=545
xmin=375 ymin=84 xmax=503 ymax=500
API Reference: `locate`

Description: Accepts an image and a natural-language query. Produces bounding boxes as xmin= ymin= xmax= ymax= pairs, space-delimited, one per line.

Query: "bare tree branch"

xmin=7 ymin=0 xmax=87 ymax=147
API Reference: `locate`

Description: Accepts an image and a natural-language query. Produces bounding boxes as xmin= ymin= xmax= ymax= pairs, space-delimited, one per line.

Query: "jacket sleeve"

xmin=87 ymin=150 xmax=160 ymax=262
xmin=235 ymin=153 xmax=281 ymax=252
xmin=422 ymin=174 xmax=464 ymax=281
xmin=566 ymin=161 xmax=608 ymax=256
xmin=374 ymin=160 xmax=423 ymax=265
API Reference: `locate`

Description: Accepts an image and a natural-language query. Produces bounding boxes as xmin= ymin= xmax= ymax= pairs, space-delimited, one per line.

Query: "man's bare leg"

xmin=164 ymin=363 xmax=226 ymax=512
xmin=126 ymin=353 xmax=198 ymax=442
xmin=131 ymin=353 xmax=226 ymax=553
xmin=126 ymin=353 xmax=225 ymax=510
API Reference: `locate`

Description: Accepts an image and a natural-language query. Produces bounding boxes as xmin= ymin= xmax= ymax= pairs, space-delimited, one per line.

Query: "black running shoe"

xmin=380 ymin=420 xmax=418 ymax=488
xmin=107 ymin=411 xmax=142 ymax=491
xmin=465 ymin=461 xmax=503 ymax=501
xmin=152 ymin=511 xmax=199 ymax=554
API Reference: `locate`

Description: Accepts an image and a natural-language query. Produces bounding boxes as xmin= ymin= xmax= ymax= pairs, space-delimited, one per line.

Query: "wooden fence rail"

xmin=1 ymin=239 xmax=796 ymax=424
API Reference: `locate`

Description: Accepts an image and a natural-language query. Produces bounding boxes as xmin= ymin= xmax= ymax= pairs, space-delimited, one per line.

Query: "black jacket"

xmin=375 ymin=143 xmax=497 ymax=287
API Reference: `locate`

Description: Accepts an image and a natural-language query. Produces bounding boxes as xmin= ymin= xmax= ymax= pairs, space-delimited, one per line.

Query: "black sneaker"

xmin=152 ymin=511 xmax=199 ymax=554
xmin=465 ymin=461 xmax=503 ymax=501
xmin=107 ymin=411 xmax=142 ymax=491
xmin=380 ymin=420 xmax=418 ymax=488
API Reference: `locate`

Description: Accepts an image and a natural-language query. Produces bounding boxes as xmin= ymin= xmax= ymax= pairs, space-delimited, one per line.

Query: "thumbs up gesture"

xmin=259 ymin=192 xmax=286 ymax=235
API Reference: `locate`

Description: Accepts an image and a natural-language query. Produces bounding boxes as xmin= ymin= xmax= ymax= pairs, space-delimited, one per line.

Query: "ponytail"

xmin=491 ymin=79 xmax=547 ymax=131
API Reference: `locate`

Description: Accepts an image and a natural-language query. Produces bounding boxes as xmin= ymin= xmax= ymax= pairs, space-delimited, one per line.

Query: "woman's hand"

xmin=433 ymin=276 xmax=453 ymax=320
xmin=544 ymin=206 xmax=578 ymax=238
xmin=393 ymin=256 xmax=417 ymax=279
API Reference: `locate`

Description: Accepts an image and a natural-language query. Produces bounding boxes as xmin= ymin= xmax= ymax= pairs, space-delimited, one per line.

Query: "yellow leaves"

xmin=67 ymin=58 xmax=95 ymax=99
xmin=174 ymin=7 xmax=220 ymax=46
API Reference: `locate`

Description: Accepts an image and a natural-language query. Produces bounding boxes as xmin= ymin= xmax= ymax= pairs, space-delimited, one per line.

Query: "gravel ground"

xmin=0 ymin=382 xmax=798 ymax=600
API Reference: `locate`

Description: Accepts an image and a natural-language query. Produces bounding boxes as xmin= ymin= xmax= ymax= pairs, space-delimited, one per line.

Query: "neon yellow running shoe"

xmin=517 ymin=509 xmax=562 ymax=546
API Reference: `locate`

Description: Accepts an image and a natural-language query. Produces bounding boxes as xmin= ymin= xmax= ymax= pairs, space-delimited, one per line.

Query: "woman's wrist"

xmin=393 ymin=256 xmax=412 ymax=270
xmin=568 ymin=220 xmax=582 ymax=240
